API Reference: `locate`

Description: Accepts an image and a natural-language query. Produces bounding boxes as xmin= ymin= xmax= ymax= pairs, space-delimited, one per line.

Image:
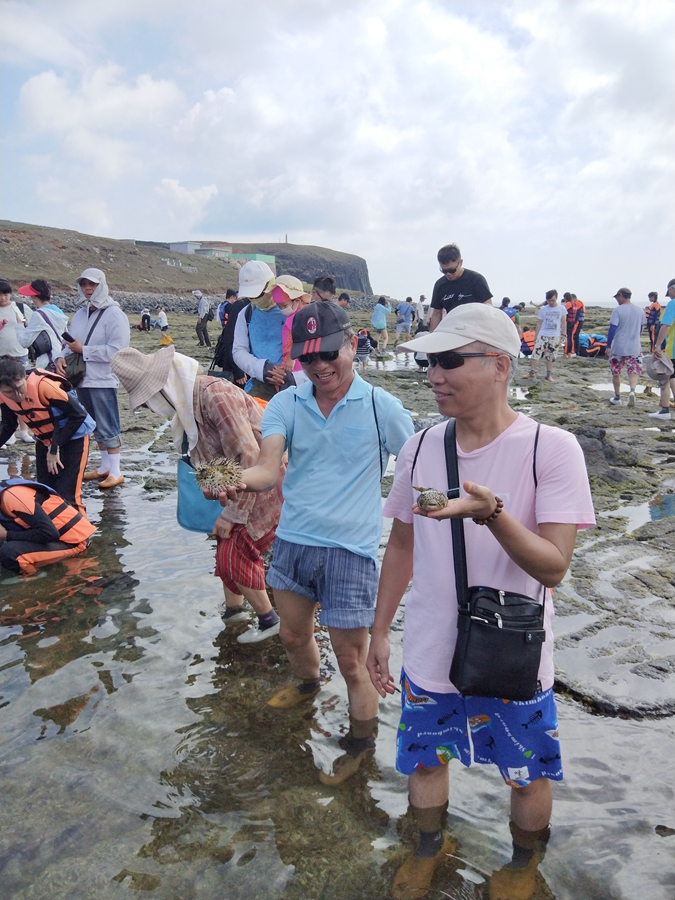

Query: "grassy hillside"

xmin=0 ymin=220 xmax=240 ymax=294
xmin=0 ymin=220 xmax=373 ymax=296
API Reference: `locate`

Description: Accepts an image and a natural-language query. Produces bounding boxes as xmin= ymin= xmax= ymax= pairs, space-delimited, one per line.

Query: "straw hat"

xmin=111 ymin=345 xmax=175 ymax=409
xmin=274 ymin=274 xmax=309 ymax=301
xmin=644 ymin=353 xmax=674 ymax=386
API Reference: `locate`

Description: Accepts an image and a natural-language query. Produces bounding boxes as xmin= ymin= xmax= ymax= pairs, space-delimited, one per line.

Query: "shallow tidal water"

xmin=1 ymin=446 xmax=675 ymax=900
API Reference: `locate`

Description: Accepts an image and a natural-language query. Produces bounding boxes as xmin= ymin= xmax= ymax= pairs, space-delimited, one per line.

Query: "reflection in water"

xmin=140 ymin=627 xmax=395 ymax=900
xmin=1 ymin=470 xmax=674 ymax=898
xmin=1 ymin=491 xmax=145 ymax=691
xmin=6 ymin=454 xmax=33 ymax=480
xmin=649 ymin=492 xmax=675 ymax=521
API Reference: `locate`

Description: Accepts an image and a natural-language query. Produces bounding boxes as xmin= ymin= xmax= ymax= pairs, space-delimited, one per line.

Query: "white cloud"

xmin=1 ymin=0 xmax=673 ymax=300
xmin=155 ymin=178 xmax=218 ymax=229
xmin=20 ymin=66 xmax=183 ymax=135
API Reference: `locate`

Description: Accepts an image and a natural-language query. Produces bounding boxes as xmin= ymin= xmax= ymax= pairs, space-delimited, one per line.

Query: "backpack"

xmin=204 ymin=306 xmax=214 ymax=322
xmin=209 ymin=298 xmax=251 ymax=378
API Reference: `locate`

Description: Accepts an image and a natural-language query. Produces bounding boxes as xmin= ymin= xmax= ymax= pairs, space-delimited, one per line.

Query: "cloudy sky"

xmin=2 ymin=0 xmax=673 ymax=303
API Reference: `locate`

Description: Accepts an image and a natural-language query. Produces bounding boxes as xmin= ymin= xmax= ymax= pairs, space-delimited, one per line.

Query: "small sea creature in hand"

xmin=413 ymin=486 xmax=448 ymax=512
xmin=195 ymin=457 xmax=244 ymax=493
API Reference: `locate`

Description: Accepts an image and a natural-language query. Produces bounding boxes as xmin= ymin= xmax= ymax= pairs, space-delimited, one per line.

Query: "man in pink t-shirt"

xmin=367 ymin=303 xmax=595 ymax=900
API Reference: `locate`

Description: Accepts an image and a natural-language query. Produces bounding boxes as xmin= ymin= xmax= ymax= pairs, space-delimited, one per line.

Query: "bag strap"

xmin=35 ymin=308 xmax=64 ymax=346
xmin=410 ymin=425 xmax=431 ymax=484
xmin=445 ymin=418 xmax=547 ymax=608
xmin=371 ymin=385 xmax=384 ymax=479
xmin=532 ymin=422 xmax=540 ymax=489
xmin=180 ymin=431 xmax=191 ymax=465
xmin=84 ymin=308 xmax=106 ymax=345
xmin=444 ymin=419 xmax=469 ymax=606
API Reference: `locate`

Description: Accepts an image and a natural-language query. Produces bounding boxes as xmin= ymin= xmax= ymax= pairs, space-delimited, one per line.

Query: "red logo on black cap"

xmin=306 ymin=316 xmax=318 ymax=335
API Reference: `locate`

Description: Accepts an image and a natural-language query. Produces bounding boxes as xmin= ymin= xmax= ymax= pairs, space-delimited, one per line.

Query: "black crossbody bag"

xmin=444 ymin=419 xmax=546 ymax=701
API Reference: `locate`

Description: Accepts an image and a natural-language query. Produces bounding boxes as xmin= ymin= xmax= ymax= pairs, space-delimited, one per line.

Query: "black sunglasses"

xmin=427 ymin=351 xmax=501 ymax=370
xmin=298 ymin=337 xmax=350 ymax=366
xmin=439 ymin=263 xmax=460 ymax=275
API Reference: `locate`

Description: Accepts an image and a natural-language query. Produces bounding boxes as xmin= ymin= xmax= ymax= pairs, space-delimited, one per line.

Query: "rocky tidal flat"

xmin=3 ymin=306 xmax=674 ymax=718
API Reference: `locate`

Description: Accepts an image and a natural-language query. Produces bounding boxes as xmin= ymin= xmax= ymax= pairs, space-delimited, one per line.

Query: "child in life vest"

xmin=0 ymin=479 xmax=96 ymax=574
xmin=0 ymin=356 xmax=95 ymax=514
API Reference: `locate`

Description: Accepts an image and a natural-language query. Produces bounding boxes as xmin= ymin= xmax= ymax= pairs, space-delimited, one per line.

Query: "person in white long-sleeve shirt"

xmin=55 ymin=268 xmax=130 ymax=489
xmin=232 ymin=261 xmax=308 ymax=400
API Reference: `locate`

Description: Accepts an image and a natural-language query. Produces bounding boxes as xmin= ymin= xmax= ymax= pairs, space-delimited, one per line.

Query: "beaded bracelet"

xmin=472 ymin=496 xmax=504 ymax=526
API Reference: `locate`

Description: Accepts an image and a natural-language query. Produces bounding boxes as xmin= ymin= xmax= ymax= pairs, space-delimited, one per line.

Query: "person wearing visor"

xmin=366 ymin=304 xmax=594 ymax=900
xmin=111 ymin=344 xmax=286 ymax=643
xmin=55 ymin=268 xmax=130 ymax=489
xmin=217 ymin=301 xmax=413 ymax=785
xmin=233 ymin=261 xmax=309 ymax=401
xmin=15 ymin=279 xmax=69 ymax=370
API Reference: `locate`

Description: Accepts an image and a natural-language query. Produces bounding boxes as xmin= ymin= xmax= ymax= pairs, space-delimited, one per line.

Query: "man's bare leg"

xmin=328 ymin=626 xmax=379 ymax=720
xmin=273 ymin=588 xmax=319 ymax=678
xmin=319 ymin=627 xmax=380 ymax=785
xmin=267 ymin=589 xmax=321 ymax=708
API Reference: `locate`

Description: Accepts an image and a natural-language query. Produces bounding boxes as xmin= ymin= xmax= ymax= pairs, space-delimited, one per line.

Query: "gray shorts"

xmin=266 ymin=538 xmax=378 ymax=629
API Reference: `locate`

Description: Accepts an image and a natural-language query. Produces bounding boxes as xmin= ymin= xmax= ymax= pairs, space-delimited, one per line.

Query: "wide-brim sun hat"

xmin=644 ymin=353 xmax=674 ymax=386
xmin=399 ymin=303 xmax=521 ymax=357
xmin=111 ymin=345 xmax=175 ymax=410
xmin=274 ymin=274 xmax=309 ymax=301
xmin=238 ymin=260 xmax=275 ymax=299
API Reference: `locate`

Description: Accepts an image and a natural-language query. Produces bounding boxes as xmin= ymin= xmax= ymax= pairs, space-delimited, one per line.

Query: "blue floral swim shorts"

xmin=396 ymin=669 xmax=563 ymax=787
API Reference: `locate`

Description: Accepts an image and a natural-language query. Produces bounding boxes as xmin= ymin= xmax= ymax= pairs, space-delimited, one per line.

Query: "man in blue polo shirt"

xmin=218 ymin=301 xmax=413 ymax=784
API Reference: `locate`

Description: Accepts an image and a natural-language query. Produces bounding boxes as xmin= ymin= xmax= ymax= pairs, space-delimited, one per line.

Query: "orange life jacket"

xmin=0 ymin=483 xmax=95 ymax=545
xmin=521 ymin=330 xmax=535 ymax=351
xmin=1 ymin=370 xmax=70 ymax=446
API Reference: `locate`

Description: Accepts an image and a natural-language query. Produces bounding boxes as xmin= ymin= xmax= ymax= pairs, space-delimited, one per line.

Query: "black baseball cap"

xmin=291 ymin=301 xmax=350 ymax=359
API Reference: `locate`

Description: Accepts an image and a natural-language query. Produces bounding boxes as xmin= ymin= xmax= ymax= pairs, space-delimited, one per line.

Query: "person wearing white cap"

xmin=366 ymin=303 xmax=595 ymax=900
xmin=232 ymin=261 xmax=309 ymax=400
xmin=193 ymin=290 xmax=212 ymax=348
xmin=413 ymin=294 xmax=427 ymax=326
xmin=55 ymin=268 xmax=130 ymax=489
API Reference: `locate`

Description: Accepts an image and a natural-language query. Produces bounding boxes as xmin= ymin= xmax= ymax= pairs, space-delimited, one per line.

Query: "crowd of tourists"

xmin=1 ymin=245 xmax=673 ymax=900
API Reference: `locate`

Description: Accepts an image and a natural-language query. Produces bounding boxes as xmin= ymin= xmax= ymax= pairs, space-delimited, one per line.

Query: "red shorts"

xmin=215 ymin=525 xmax=276 ymax=593
xmin=609 ymin=355 xmax=643 ymax=376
